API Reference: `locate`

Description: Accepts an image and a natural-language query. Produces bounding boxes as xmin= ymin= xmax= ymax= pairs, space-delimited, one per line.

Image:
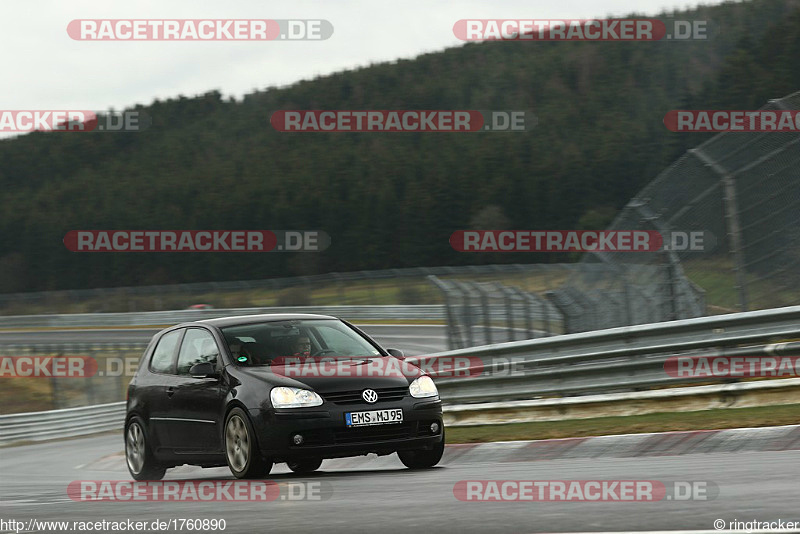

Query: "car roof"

xmin=189 ymin=313 xmax=339 ymax=328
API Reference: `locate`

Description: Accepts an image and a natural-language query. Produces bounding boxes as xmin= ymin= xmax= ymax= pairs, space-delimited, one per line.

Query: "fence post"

xmin=691 ymin=148 xmax=749 ymax=312
xmin=537 ymin=293 xmax=552 ymax=336
xmin=455 ymin=282 xmax=475 ymax=347
xmin=512 ymin=286 xmax=534 ymax=339
xmin=623 ymin=279 xmax=633 ymax=326
xmin=470 ymin=282 xmax=492 ymax=345
xmin=50 ymin=359 xmax=60 ymax=410
xmin=660 ymin=254 xmax=678 ymax=322
xmin=492 ymin=283 xmax=516 ymax=342
xmin=427 ymin=276 xmax=460 ymax=350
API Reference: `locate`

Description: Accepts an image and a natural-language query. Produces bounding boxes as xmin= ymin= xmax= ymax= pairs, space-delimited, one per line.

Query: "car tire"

xmin=398 ymin=430 xmax=445 ymax=469
xmin=224 ymin=407 xmax=272 ymax=479
xmin=286 ymin=457 xmax=323 ymax=473
xmin=125 ymin=417 xmax=166 ymax=481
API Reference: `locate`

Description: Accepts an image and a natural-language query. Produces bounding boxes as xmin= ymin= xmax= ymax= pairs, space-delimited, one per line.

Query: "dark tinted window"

xmin=177 ymin=329 xmax=219 ymax=375
xmin=149 ymin=329 xmax=182 ymax=374
xmin=221 ymin=319 xmax=381 ymax=366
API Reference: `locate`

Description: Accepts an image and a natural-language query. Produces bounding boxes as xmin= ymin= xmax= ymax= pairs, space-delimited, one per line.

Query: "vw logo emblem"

xmin=362 ymin=389 xmax=378 ymax=404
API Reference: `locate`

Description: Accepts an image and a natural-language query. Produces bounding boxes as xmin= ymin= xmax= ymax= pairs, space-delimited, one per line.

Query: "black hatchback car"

xmin=125 ymin=314 xmax=445 ymax=480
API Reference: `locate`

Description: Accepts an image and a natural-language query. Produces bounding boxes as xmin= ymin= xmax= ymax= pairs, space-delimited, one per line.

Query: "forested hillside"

xmin=1 ymin=0 xmax=799 ymax=291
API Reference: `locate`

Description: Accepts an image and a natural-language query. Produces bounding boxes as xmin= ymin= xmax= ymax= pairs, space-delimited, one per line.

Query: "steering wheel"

xmin=311 ymin=349 xmax=338 ymax=356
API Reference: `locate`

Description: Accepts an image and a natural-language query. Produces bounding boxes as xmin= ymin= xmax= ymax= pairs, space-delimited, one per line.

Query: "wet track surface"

xmin=1 ymin=324 xmax=797 ymax=532
xmin=1 ymin=433 xmax=798 ymax=533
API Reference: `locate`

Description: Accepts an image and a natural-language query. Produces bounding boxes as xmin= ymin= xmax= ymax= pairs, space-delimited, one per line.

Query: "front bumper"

xmin=249 ymin=397 xmax=443 ymax=461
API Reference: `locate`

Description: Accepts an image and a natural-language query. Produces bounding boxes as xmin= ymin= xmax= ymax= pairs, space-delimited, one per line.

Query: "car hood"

xmin=235 ymin=356 xmax=421 ymax=393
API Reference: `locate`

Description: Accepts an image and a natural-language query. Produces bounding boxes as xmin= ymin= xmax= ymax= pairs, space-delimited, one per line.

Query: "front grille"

xmin=332 ymin=422 xmax=415 ymax=444
xmin=322 ymin=386 xmax=408 ymax=405
xmin=288 ymin=420 xmax=442 ymax=448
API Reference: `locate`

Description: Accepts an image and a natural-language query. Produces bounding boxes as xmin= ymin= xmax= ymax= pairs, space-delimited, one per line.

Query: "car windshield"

xmin=221 ymin=319 xmax=382 ymax=366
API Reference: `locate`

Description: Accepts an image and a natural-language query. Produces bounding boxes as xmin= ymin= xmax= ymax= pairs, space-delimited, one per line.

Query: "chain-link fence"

xmin=428 ymin=274 xmax=565 ymax=350
xmin=428 ymin=262 xmax=699 ymax=347
xmin=565 ymin=91 xmax=800 ymax=319
xmin=0 ymin=264 xmax=551 ymax=316
xmin=434 ymin=92 xmax=800 ymax=344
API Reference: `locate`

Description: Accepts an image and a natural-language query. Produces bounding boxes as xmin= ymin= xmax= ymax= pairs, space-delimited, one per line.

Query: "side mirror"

xmin=190 ymin=362 xmax=218 ymax=378
xmin=387 ymin=348 xmax=404 ymax=359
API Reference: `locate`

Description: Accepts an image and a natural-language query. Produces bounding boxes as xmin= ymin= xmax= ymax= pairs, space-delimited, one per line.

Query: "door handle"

xmin=166 ymin=386 xmax=175 ymax=397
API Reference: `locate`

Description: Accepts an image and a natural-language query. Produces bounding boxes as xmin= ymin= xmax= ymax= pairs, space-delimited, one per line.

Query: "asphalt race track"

xmin=1 ymin=433 xmax=798 ymax=533
xmin=2 ymin=324 xmax=798 ymax=533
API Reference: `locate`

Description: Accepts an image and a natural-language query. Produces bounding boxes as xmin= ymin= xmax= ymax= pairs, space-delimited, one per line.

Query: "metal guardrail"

xmin=443 ymin=377 xmax=800 ymax=427
xmin=2 ymin=305 xmax=800 ymax=445
xmin=0 ymin=305 xmax=446 ymax=329
xmin=0 ymin=402 xmax=125 ymax=445
xmin=409 ymin=304 xmax=800 ymax=403
xmin=0 ymin=264 xmax=546 ymax=312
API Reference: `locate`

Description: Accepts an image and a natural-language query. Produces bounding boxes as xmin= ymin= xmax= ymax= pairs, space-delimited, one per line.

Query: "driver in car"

xmin=290 ymin=336 xmax=312 ymax=357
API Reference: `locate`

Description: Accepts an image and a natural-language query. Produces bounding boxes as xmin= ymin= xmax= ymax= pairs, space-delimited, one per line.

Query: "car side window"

xmin=149 ymin=330 xmax=182 ymax=374
xmin=177 ymin=329 xmax=219 ymax=375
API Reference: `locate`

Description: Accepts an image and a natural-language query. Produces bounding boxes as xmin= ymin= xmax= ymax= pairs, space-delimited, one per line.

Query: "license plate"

xmin=345 ymin=408 xmax=403 ymax=427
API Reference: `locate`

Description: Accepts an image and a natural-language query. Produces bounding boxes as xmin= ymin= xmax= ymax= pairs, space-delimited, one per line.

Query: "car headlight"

xmin=409 ymin=376 xmax=438 ymax=398
xmin=270 ymin=387 xmax=323 ymax=408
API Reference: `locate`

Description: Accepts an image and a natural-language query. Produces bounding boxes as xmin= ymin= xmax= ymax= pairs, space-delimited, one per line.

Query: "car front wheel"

xmin=125 ymin=418 xmax=166 ymax=481
xmin=398 ymin=431 xmax=445 ymax=469
xmin=224 ymin=408 xmax=272 ymax=479
xmin=287 ymin=457 xmax=323 ymax=473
